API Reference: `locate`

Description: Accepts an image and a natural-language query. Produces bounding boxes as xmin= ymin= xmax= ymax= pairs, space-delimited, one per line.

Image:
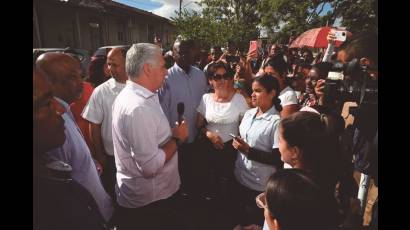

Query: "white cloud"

xmin=151 ymin=0 xmax=202 ymax=19
xmin=333 ymin=17 xmax=342 ymax=27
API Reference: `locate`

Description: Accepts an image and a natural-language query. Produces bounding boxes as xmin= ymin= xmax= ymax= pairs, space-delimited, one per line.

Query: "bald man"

xmin=34 ymin=65 xmax=109 ymax=230
xmin=36 ymin=53 xmax=114 ymax=223
xmin=82 ymin=47 xmax=128 ymax=199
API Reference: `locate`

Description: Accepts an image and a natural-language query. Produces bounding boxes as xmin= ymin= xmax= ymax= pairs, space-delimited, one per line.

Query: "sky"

xmin=113 ymin=0 xmax=201 ymax=19
xmin=114 ymin=0 xmax=340 ymax=26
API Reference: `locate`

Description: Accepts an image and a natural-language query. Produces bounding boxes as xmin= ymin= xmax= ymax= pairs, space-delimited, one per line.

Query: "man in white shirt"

xmin=36 ymin=52 xmax=114 ymax=224
xmin=82 ymin=47 xmax=127 ymax=198
xmin=112 ymin=43 xmax=189 ymax=230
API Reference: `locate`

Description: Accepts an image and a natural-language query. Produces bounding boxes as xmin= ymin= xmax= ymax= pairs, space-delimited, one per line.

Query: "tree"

xmin=330 ymin=0 xmax=377 ymax=34
xmin=171 ymin=0 xmax=261 ymax=51
xmin=258 ymin=0 xmax=377 ymax=44
xmin=172 ymin=0 xmax=377 ymax=49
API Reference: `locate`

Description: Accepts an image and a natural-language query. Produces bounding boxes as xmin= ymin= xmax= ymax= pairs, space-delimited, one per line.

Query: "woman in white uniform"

xmin=231 ymin=74 xmax=284 ymax=229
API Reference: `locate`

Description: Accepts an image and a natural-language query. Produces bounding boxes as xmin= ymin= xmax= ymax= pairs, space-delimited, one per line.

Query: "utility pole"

xmin=179 ymin=0 xmax=183 ymax=17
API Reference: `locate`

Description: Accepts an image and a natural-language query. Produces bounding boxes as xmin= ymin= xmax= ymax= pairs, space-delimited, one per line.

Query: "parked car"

xmin=92 ymin=45 xmax=130 ymax=58
xmin=33 ymin=48 xmax=91 ymax=77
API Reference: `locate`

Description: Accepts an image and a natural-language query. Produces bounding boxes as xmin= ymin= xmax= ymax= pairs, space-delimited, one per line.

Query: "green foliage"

xmin=172 ymin=0 xmax=377 ymax=49
xmin=171 ymin=0 xmax=261 ymax=51
xmin=260 ymin=0 xmax=377 ymax=43
xmin=330 ymin=0 xmax=377 ymax=34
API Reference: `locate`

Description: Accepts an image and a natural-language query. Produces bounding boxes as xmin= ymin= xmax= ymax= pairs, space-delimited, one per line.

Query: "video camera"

xmin=226 ymin=55 xmax=240 ymax=71
xmin=226 ymin=55 xmax=240 ymax=64
xmin=323 ymin=59 xmax=378 ymax=109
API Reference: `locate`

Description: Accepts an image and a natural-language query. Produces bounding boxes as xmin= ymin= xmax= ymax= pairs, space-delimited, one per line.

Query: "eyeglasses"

xmin=255 ymin=192 xmax=268 ymax=209
xmin=212 ymin=73 xmax=233 ymax=81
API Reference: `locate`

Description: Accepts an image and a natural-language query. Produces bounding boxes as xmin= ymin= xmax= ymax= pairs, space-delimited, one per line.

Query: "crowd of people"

xmin=34 ymin=29 xmax=378 ymax=230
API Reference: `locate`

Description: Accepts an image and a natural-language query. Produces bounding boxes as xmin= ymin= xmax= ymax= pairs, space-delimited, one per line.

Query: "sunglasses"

xmin=212 ymin=73 xmax=233 ymax=81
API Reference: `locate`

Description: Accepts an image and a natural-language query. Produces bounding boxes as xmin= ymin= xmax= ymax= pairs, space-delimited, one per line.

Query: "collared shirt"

xmin=82 ymin=78 xmax=126 ymax=156
xmin=234 ymin=106 xmax=281 ymax=191
xmin=47 ymin=97 xmax=114 ymax=222
xmin=112 ymin=81 xmax=180 ymax=208
xmin=159 ymin=63 xmax=208 ymax=143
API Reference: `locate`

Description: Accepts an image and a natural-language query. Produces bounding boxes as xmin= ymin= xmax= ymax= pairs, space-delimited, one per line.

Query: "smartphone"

xmin=229 ymin=133 xmax=237 ymax=139
xmin=248 ymin=40 xmax=258 ymax=58
xmin=334 ymin=30 xmax=347 ymax=42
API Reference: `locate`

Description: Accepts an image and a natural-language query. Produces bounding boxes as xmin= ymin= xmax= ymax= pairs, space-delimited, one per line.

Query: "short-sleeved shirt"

xmin=279 ymin=86 xmax=298 ymax=106
xmin=159 ymin=63 xmax=208 ymax=143
xmin=197 ymin=93 xmax=249 ymax=142
xmin=234 ymin=106 xmax=281 ymax=191
xmin=82 ymin=78 xmax=126 ymax=156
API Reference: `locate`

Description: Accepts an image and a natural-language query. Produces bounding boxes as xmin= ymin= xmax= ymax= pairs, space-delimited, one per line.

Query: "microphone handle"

xmin=178 ymin=114 xmax=183 ymax=125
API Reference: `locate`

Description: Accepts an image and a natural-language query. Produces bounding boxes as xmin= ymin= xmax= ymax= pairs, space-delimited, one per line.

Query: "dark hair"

xmin=211 ymin=45 xmax=222 ymax=51
xmin=280 ymin=111 xmax=342 ymax=194
xmin=339 ymin=31 xmax=378 ymax=66
xmin=254 ymin=74 xmax=282 ymax=112
xmin=265 ymin=169 xmax=339 ymax=230
xmin=207 ymin=61 xmax=234 ymax=79
xmin=263 ymin=56 xmax=289 ymax=77
xmin=311 ymin=62 xmax=332 ymax=80
xmin=88 ymin=55 xmax=107 ymax=87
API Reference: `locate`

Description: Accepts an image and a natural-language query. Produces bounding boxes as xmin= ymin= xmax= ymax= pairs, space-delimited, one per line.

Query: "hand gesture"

xmin=218 ymin=51 xmax=228 ymax=64
xmin=232 ymin=136 xmax=250 ymax=154
xmin=172 ymin=120 xmax=189 ymax=143
xmin=315 ymin=79 xmax=325 ymax=98
xmin=327 ymin=29 xmax=336 ymax=45
xmin=206 ymin=131 xmax=224 ymax=150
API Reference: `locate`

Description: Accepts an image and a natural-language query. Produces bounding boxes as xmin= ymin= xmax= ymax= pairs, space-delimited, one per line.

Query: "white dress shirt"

xmin=112 ymin=81 xmax=180 ymax=208
xmin=47 ymin=97 xmax=114 ymax=222
xmin=82 ymin=78 xmax=126 ymax=156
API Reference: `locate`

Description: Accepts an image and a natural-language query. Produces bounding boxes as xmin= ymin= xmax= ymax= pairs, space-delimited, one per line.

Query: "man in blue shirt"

xmin=159 ymin=38 xmax=208 ymax=196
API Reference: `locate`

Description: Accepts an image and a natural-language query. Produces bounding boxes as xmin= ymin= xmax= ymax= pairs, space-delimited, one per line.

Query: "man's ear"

xmin=142 ymin=63 xmax=151 ymax=77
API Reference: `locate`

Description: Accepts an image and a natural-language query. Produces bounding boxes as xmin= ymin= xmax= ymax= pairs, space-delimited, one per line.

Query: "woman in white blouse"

xmin=196 ymin=61 xmax=249 ymax=200
xmin=262 ymin=56 xmax=299 ymax=118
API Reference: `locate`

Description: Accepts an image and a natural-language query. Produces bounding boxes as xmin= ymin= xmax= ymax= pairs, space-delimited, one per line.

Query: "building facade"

xmin=33 ymin=0 xmax=176 ymax=53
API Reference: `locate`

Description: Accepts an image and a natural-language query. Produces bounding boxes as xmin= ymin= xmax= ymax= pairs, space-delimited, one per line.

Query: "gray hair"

xmin=126 ymin=43 xmax=161 ymax=79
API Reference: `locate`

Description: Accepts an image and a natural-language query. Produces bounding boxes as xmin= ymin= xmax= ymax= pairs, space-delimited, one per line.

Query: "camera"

xmin=323 ymin=59 xmax=378 ymax=107
xmin=226 ymin=55 xmax=240 ymax=64
xmin=334 ymin=30 xmax=347 ymax=42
